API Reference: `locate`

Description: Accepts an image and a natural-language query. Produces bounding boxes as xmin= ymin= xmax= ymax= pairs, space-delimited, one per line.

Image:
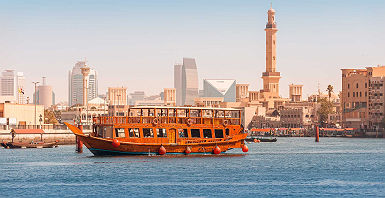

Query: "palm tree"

xmin=326 ymin=85 xmax=334 ymax=102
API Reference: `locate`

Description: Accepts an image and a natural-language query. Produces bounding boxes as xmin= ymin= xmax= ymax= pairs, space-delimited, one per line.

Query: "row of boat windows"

xmin=96 ymin=126 xmax=229 ymax=139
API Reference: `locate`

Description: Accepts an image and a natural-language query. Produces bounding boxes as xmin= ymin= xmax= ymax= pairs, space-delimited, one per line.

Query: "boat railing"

xmin=98 ymin=116 xmax=241 ymax=126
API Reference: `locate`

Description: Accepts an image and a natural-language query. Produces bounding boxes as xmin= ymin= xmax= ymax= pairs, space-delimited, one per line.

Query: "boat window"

xmin=143 ymin=128 xmax=154 ymax=138
xmin=178 ymin=129 xmax=188 ymax=138
xmin=214 ymin=110 xmax=225 ymax=118
xmin=203 ymin=129 xmax=212 ymax=138
xmin=156 ymin=128 xmax=167 ymax=137
xmin=202 ymin=110 xmax=213 ymax=118
xmin=225 ymin=128 xmax=230 ymax=136
xmin=177 ymin=109 xmax=188 ymax=117
xmin=231 ymin=111 xmax=240 ymax=118
xmin=190 ymin=109 xmax=200 ymax=117
xmin=115 ymin=128 xmax=125 ymax=138
xmin=104 ymin=126 xmax=113 ymax=138
xmin=129 ymin=128 xmax=140 ymax=138
xmin=168 ymin=109 xmax=176 ymax=117
xmin=214 ymin=129 xmax=224 ymax=138
xmin=191 ymin=129 xmax=200 ymax=138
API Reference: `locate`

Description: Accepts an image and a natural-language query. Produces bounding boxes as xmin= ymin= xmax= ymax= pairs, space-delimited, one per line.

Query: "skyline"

xmin=1 ymin=0 xmax=385 ymax=102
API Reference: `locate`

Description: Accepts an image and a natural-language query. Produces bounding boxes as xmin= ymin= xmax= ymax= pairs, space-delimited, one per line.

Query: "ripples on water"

xmin=0 ymin=138 xmax=384 ymax=197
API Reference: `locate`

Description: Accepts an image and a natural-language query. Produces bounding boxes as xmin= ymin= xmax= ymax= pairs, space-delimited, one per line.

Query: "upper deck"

xmin=95 ymin=106 xmax=241 ymax=126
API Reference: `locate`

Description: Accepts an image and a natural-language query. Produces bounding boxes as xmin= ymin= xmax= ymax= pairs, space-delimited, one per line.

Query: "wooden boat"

xmin=65 ymin=106 xmax=248 ymax=156
xmin=1 ymin=141 xmax=58 ymax=149
xmin=245 ymin=137 xmax=277 ymax=143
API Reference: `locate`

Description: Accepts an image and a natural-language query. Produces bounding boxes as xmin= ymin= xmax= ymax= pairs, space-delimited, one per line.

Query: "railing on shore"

xmin=248 ymin=128 xmax=385 ymax=138
xmin=0 ymin=124 xmax=92 ymax=131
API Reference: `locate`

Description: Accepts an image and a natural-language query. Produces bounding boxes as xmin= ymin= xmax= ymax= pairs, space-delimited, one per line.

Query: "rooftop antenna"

xmin=270 ymin=2 xmax=273 ymax=9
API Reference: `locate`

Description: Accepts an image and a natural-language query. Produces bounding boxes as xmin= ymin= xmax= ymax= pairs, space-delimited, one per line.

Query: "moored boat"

xmin=1 ymin=141 xmax=58 ymax=149
xmin=65 ymin=106 xmax=248 ymax=156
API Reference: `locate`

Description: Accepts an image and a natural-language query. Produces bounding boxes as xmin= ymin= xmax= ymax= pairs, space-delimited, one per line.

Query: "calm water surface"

xmin=0 ymin=138 xmax=384 ymax=197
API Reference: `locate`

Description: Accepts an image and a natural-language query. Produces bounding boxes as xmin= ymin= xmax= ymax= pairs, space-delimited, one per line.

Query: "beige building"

xmin=341 ymin=66 xmax=385 ymax=129
xmin=236 ymin=84 xmax=249 ymax=102
xmin=368 ymin=76 xmax=385 ymax=129
xmin=0 ymin=103 xmax=44 ymax=126
xmin=164 ymin=88 xmax=176 ymax=106
xmin=289 ymin=84 xmax=303 ymax=102
xmin=108 ymin=87 xmax=127 ymax=105
xmin=194 ymin=97 xmax=224 ymax=107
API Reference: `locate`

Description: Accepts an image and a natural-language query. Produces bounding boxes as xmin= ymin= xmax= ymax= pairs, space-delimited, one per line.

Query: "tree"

xmin=317 ymin=98 xmax=334 ymax=127
xmin=44 ymin=109 xmax=59 ymax=124
xmin=326 ymin=85 xmax=334 ymax=102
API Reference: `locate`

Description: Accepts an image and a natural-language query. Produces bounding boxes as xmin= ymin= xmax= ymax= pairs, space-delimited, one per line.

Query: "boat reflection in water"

xmin=66 ymin=106 xmax=249 ymax=156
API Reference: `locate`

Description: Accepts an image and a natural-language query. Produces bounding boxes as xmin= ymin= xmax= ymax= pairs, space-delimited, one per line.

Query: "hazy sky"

xmin=1 ymin=0 xmax=385 ymax=102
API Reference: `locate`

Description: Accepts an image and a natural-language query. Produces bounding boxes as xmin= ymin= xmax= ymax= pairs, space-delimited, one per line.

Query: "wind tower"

xmin=262 ymin=5 xmax=281 ymax=98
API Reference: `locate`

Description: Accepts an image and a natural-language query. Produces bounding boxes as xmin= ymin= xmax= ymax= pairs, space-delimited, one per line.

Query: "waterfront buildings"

xmin=128 ymin=91 xmax=145 ymax=105
xmin=0 ymin=103 xmax=44 ymax=126
xmin=236 ymin=84 xmax=249 ymax=102
xmin=341 ymin=66 xmax=385 ymax=129
xmin=368 ymin=76 xmax=385 ymax=129
xmin=174 ymin=58 xmax=198 ymax=106
xmin=163 ymin=88 xmax=176 ymax=106
xmin=68 ymin=61 xmax=98 ymax=106
xmin=203 ymin=79 xmax=236 ymax=102
xmin=0 ymin=70 xmax=17 ymax=103
xmin=108 ymin=87 xmax=127 ymax=105
xmin=289 ymin=84 xmax=303 ymax=102
xmin=34 ymin=77 xmax=55 ymax=108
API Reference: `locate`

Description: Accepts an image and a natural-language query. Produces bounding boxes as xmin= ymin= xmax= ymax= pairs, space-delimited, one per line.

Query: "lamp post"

xmin=32 ymin=81 xmax=40 ymax=129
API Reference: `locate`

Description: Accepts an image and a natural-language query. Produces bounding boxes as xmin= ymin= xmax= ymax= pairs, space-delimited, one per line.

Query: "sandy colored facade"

xmin=289 ymin=84 xmax=303 ymax=102
xmin=164 ymin=88 xmax=176 ymax=106
xmin=108 ymin=87 xmax=127 ymax=105
xmin=236 ymin=84 xmax=249 ymax=102
xmin=0 ymin=103 xmax=44 ymax=125
xmin=341 ymin=66 xmax=385 ymax=129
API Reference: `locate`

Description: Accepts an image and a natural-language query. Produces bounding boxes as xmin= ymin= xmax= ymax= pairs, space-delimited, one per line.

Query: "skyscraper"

xmin=35 ymin=77 xmax=55 ymax=108
xmin=16 ymin=72 xmax=25 ymax=104
xmin=68 ymin=61 xmax=98 ymax=106
xmin=174 ymin=64 xmax=183 ymax=106
xmin=262 ymin=6 xmax=281 ymax=98
xmin=174 ymin=58 xmax=198 ymax=106
xmin=1 ymin=70 xmax=16 ymax=97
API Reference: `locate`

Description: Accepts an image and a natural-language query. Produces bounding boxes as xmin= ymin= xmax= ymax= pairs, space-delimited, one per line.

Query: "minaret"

xmin=80 ymin=63 xmax=90 ymax=106
xmin=262 ymin=5 xmax=281 ymax=98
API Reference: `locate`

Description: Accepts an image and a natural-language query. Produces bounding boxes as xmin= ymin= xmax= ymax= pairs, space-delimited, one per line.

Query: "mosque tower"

xmin=262 ymin=5 xmax=281 ymax=98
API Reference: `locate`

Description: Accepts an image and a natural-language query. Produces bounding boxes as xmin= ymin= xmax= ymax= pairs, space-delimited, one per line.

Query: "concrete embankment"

xmin=0 ymin=129 xmax=91 ymax=145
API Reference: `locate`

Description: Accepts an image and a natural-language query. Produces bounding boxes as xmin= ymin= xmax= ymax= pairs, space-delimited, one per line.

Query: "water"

xmin=0 ymin=138 xmax=385 ymax=197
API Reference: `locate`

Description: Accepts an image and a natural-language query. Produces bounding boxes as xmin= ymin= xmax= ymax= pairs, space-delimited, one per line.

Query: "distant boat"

xmin=66 ymin=106 xmax=249 ymax=156
xmin=245 ymin=137 xmax=277 ymax=143
xmin=1 ymin=141 xmax=58 ymax=149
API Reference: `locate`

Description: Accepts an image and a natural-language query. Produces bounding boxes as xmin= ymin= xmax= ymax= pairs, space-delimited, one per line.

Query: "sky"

xmin=0 ymin=0 xmax=385 ymax=102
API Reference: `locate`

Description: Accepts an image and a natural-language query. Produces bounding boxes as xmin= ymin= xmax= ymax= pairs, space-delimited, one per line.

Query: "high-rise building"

xmin=174 ymin=58 xmax=198 ymax=106
xmin=68 ymin=61 xmax=98 ymax=106
xmin=108 ymin=87 xmax=127 ymax=105
xmin=0 ymin=70 xmax=17 ymax=103
xmin=289 ymin=84 xmax=303 ymax=102
xmin=16 ymin=72 xmax=25 ymax=104
xmin=262 ymin=6 xmax=281 ymax=98
xmin=129 ymin=91 xmax=145 ymax=105
xmin=35 ymin=77 xmax=55 ymax=108
xmin=174 ymin=64 xmax=183 ymax=106
xmin=203 ymin=79 xmax=236 ymax=102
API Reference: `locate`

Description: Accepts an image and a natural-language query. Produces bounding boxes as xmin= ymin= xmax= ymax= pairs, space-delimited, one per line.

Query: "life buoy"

xmin=223 ymin=120 xmax=229 ymax=126
xmin=186 ymin=118 xmax=194 ymax=126
xmin=152 ymin=118 xmax=159 ymax=125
